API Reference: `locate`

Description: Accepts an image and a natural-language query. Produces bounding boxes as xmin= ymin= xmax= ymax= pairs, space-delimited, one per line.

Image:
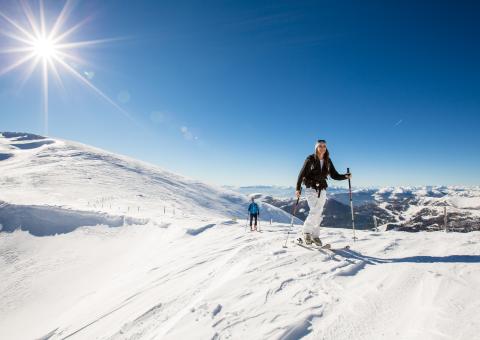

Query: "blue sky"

xmin=1 ymin=0 xmax=479 ymax=187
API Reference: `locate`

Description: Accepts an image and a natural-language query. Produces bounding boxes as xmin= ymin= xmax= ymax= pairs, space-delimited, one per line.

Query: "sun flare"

xmin=32 ymin=36 xmax=58 ymax=60
xmin=0 ymin=0 xmax=130 ymax=135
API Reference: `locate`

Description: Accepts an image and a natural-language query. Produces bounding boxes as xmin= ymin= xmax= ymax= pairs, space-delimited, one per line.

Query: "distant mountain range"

xmin=228 ymin=185 xmax=480 ymax=232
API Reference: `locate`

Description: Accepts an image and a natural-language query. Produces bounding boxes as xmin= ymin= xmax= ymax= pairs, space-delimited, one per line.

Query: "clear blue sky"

xmin=1 ymin=0 xmax=479 ymax=187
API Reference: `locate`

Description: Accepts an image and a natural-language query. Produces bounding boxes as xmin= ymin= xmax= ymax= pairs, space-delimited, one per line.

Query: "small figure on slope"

xmin=248 ymin=197 xmax=260 ymax=231
xmin=295 ymin=139 xmax=351 ymax=246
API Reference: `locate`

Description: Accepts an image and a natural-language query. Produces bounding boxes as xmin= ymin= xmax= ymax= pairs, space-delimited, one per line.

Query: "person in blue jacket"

xmin=248 ymin=197 xmax=260 ymax=231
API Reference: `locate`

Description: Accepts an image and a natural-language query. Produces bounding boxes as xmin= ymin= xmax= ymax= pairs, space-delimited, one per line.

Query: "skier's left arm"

xmin=329 ymin=160 xmax=350 ymax=181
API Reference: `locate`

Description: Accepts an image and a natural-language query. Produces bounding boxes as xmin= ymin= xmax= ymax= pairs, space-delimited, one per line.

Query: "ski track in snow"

xmin=1 ymin=133 xmax=480 ymax=340
xmin=2 ymin=224 xmax=479 ymax=340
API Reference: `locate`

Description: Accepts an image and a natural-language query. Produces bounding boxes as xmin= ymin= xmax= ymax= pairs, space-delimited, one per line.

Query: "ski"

xmin=293 ymin=238 xmax=350 ymax=252
xmin=294 ymin=238 xmax=331 ymax=250
xmin=294 ymin=241 xmax=315 ymax=251
xmin=324 ymin=245 xmax=351 ymax=252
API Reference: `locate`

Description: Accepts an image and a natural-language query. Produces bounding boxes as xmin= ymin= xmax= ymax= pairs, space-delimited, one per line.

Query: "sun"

xmin=32 ymin=36 xmax=58 ymax=60
xmin=0 ymin=0 xmax=132 ymax=135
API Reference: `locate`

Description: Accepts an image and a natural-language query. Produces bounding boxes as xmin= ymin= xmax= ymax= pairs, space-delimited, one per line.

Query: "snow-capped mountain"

xmin=1 ymin=132 xmax=479 ymax=340
xmin=225 ymin=185 xmax=352 ymax=199
xmin=234 ymin=185 xmax=480 ymax=232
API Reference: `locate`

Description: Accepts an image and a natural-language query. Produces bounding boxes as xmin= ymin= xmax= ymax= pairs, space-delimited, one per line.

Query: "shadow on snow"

xmin=333 ymin=248 xmax=480 ymax=264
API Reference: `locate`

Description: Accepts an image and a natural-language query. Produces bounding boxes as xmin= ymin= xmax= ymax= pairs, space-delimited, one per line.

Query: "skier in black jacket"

xmin=295 ymin=139 xmax=351 ymax=246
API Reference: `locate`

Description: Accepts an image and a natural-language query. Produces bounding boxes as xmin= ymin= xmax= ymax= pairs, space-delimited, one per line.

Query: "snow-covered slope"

xmin=0 ymin=132 xmax=297 ymax=236
xmin=1 ymin=132 xmax=480 ymax=340
xmin=1 ymin=223 xmax=480 ymax=340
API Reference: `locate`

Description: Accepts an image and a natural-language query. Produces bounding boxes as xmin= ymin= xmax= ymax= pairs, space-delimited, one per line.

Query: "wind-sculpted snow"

xmin=0 ymin=132 xmax=47 ymax=140
xmin=1 ymin=223 xmax=479 ymax=340
xmin=0 ymin=153 xmax=13 ymax=161
xmin=186 ymin=223 xmax=216 ymax=236
xmin=10 ymin=140 xmax=55 ymax=150
xmin=0 ymin=201 xmax=148 ymax=236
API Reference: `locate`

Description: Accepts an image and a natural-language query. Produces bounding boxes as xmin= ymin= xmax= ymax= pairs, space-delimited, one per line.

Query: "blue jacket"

xmin=248 ymin=202 xmax=259 ymax=215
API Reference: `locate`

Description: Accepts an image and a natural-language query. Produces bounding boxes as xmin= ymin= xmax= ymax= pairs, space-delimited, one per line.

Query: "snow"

xmin=1 ymin=132 xmax=480 ymax=339
xmin=0 ymin=200 xmax=149 ymax=236
xmin=2 ymin=225 xmax=480 ymax=339
xmin=0 ymin=132 xmax=297 ymax=226
xmin=449 ymin=197 xmax=480 ymax=210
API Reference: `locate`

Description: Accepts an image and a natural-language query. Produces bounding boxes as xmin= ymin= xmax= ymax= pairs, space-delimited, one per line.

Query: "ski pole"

xmin=245 ymin=213 xmax=249 ymax=232
xmin=283 ymin=196 xmax=300 ymax=248
xmin=347 ymin=167 xmax=357 ymax=242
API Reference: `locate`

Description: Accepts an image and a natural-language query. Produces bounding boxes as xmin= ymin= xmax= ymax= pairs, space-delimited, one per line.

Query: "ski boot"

xmin=304 ymin=233 xmax=313 ymax=245
xmin=312 ymin=237 xmax=322 ymax=247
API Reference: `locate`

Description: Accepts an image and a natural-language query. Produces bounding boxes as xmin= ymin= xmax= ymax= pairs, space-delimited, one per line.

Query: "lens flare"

xmin=0 ymin=0 xmax=132 ymax=134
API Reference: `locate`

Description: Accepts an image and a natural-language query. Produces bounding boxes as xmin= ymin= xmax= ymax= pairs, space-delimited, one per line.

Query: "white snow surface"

xmin=2 ymin=224 xmax=480 ymax=340
xmin=449 ymin=197 xmax=480 ymax=210
xmin=0 ymin=132 xmax=297 ymax=227
xmin=1 ymin=133 xmax=480 ymax=340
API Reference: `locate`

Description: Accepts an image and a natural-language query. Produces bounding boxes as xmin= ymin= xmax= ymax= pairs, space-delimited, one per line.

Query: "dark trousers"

xmin=249 ymin=213 xmax=258 ymax=227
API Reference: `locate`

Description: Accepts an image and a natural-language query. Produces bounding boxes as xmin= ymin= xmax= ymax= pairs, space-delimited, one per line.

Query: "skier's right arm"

xmin=296 ymin=157 xmax=309 ymax=194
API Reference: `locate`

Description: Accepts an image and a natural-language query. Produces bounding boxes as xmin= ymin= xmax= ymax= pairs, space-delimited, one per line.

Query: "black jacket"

xmin=296 ymin=154 xmax=347 ymax=191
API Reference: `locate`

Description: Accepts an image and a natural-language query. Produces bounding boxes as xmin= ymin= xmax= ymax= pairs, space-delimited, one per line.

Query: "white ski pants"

xmin=302 ymin=188 xmax=327 ymax=237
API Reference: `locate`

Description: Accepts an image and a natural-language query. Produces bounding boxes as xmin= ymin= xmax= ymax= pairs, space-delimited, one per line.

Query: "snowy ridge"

xmin=0 ymin=132 xmax=298 ymax=234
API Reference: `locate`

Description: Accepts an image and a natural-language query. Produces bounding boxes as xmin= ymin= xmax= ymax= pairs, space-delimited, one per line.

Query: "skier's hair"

xmin=314 ymin=143 xmax=330 ymax=174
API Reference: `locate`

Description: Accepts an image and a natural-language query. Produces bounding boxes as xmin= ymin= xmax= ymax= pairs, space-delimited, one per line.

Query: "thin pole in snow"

xmin=283 ymin=197 xmax=300 ymax=248
xmin=444 ymin=206 xmax=448 ymax=232
xmin=347 ymin=167 xmax=357 ymax=242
